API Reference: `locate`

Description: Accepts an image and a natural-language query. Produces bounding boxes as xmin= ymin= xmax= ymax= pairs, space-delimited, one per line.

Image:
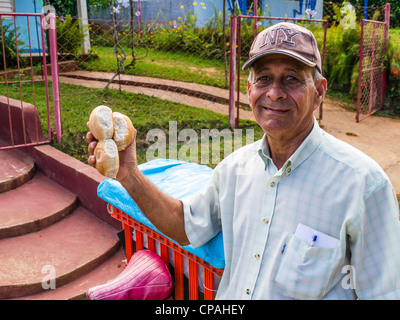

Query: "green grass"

xmin=0 ymin=81 xmax=263 ymax=167
xmin=81 ymin=46 xmax=227 ymax=88
xmin=389 ymin=28 xmax=400 ymax=52
xmin=76 ymin=45 xmax=250 ymax=93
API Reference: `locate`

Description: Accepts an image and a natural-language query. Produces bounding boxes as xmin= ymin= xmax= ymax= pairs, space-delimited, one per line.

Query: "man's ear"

xmin=247 ymin=80 xmax=252 ymax=104
xmin=314 ymin=78 xmax=327 ymax=110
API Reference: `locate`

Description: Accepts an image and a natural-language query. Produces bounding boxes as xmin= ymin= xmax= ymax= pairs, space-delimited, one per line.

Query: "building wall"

xmin=263 ymin=0 xmax=323 ymax=20
xmin=0 ymin=0 xmax=14 ymax=14
xmin=89 ymin=0 xmax=224 ymax=27
xmin=88 ymin=0 xmax=324 ymax=27
xmin=14 ymin=0 xmax=44 ymax=53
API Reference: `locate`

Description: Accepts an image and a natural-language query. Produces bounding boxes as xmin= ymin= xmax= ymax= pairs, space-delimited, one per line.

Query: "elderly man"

xmin=88 ymin=22 xmax=400 ymax=300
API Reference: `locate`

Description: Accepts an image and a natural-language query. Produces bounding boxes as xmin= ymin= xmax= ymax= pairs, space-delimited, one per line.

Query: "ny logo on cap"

xmin=259 ymin=28 xmax=302 ymax=49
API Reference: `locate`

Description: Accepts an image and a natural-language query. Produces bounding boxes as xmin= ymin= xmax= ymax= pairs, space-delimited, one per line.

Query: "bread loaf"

xmin=113 ymin=112 xmax=134 ymax=151
xmin=89 ymin=105 xmax=135 ymax=178
xmin=88 ymin=105 xmax=114 ymax=140
xmin=94 ymin=139 xmax=119 ymax=179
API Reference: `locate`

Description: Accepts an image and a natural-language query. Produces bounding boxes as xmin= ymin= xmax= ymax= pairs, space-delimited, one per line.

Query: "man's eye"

xmin=286 ymin=76 xmax=297 ymax=81
xmin=254 ymin=76 xmax=271 ymax=83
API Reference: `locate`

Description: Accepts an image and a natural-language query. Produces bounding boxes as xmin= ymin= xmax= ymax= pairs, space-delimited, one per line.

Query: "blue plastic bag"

xmin=97 ymin=159 xmax=225 ymax=269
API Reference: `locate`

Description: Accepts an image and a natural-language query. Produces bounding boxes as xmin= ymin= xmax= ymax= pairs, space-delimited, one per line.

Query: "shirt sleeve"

xmin=181 ymin=168 xmax=222 ymax=249
xmin=351 ymin=180 xmax=400 ymax=299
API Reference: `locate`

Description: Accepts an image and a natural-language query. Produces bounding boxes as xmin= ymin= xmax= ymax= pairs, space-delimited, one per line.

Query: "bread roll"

xmin=113 ymin=112 xmax=134 ymax=151
xmin=94 ymin=139 xmax=119 ymax=179
xmin=88 ymin=105 xmax=114 ymax=140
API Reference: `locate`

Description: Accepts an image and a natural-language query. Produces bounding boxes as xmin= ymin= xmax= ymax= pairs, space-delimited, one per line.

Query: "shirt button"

xmin=263 ymin=218 xmax=269 ymax=224
xmin=255 ymin=254 xmax=260 ymax=260
xmin=287 ymin=167 xmax=292 ymax=173
xmin=246 ymin=289 xmax=251 ymax=295
xmin=270 ymin=181 xmax=275 ymax=187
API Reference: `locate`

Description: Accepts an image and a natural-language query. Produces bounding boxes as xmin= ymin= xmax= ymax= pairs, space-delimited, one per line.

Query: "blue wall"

xmin=263 ymin=0 xmax=323 ymax=20
xmin=89 ymin=0 xmax=324 ymax=28
xmin=14 ymin=0 xmax=44 ymax=53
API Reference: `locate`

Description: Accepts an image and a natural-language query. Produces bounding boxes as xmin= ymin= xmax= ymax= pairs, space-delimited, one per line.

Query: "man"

xmin=88 ymin=22 xmax=400 ymax=299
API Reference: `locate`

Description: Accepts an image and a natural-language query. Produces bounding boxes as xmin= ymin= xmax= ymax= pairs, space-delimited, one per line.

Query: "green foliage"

xmin=322 ymin=2 xmax=360 ymax=97
xmin=114 ymin=1 xmax=268 ymax=62
xmin=386 ymin=33 xmax=400 ymax=113
xmin=324 ymin=23 xmax=361 ymax=96
xmin=0 ymin=22 xmax=27 ymax=69
xmin=56 ymin=15 xmax=86 ymax=55
xmin=50 ymin=0 xmax=78 ymax=17
xmin=50 ymin=0 xmax=110 ymax=17
xmin=140 ymin=6 xmax=226 ymax=60
xmin=347 ymin=0 xmax=400 ymax=28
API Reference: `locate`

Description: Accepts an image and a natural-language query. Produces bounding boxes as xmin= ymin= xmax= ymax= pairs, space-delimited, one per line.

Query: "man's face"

xmin=247 ymin=54 xmax=326 ymax=142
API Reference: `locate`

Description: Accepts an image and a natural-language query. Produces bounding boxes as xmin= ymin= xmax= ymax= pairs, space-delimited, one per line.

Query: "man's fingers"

xmin=88 ymin=154 xmax=96 ymax=166
xmin=86 ymin=131 xmax=95 ymax=143
xmin=87 ymin=129 xmax=97 ymax=167
xmin=88 ymin=140 xmax=97 ymax=155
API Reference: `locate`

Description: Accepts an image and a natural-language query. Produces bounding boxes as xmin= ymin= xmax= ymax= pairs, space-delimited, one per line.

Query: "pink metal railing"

xmin=0 ymin=12 xmax=61 ymax=150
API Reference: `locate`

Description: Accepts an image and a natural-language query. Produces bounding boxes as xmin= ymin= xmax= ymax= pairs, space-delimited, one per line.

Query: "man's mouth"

xmin=263 ymin=106 xmax=289 ymax=114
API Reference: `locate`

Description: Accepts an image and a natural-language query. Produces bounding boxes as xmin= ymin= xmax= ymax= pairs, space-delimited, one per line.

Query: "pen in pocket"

xmin=307 ymin=235 xmax=318 ymax=247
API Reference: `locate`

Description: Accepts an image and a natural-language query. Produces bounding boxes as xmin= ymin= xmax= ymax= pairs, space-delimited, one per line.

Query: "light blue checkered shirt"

xmin=182 ymin=118 xmax=400 ymax=300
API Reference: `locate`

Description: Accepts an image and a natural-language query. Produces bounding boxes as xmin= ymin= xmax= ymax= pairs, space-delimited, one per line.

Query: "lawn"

xmin=72 ymin=45 xmax=250 ymax=93
xmin=0 ymin=81 xmax=263 ymax=168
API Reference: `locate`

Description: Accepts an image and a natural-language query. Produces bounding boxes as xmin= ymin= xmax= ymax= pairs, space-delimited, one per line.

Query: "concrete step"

xmin=0 ymin=206 xmax=120 ymax=299
xmin=17 ymin=247 xmax=126 ymax=300
xmin=0 ymin=172 xmax=78 ymax=239
xmin=0 ymin=148 xmax=35 ymax=193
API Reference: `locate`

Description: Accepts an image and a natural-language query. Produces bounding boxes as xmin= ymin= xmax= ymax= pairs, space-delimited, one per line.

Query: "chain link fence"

xmin=0 ymin=2 xmax=393 ymax=160
xmin=54 ymin=12 xmax=253 ymax=166
xmin=356 ymin=19 xmax=388 ymax=121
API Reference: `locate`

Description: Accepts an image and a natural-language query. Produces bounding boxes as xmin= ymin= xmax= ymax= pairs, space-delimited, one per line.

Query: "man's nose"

xmin=265 ymin=82 xmax=287 ymax=101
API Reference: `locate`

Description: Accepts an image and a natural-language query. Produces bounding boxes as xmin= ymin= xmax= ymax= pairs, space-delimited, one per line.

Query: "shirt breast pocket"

xmin=274 ymin=234 xmax=339 ymax=300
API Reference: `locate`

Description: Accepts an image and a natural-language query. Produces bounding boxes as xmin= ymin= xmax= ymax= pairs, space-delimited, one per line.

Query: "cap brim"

xmin=242 ymin=50 xmax=317 ymax=71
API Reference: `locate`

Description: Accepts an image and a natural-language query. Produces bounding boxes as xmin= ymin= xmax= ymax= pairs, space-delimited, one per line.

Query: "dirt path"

xmin=59 ymin=71 xmax=400 ymax=196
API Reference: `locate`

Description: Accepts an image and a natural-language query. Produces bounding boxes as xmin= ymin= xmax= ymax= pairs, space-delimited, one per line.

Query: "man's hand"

xmin=86 ymin=122 xmax=189 ymax=246
xmin=86 ymin=122 xmax=138 ymax=184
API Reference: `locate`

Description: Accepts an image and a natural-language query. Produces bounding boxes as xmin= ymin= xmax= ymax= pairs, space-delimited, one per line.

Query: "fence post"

xmin=236 ymin=17 xmax=241 ymax=128
xmin=253 ymin=0 xmax=258 ymax=38
xmin=48 ymin=13 xmax=62 ymax=144
xmin=77 ymin=0 xmax=91 ymax=54
xmin=229 ymin=15 xmax=237 ymax=128
xmin=381 ymin=3 xmax=390 ymax=104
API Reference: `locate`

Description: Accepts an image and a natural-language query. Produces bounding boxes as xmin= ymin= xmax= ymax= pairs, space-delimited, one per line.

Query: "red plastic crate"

xmin=107 ymin=204 xmax=223 ymax=300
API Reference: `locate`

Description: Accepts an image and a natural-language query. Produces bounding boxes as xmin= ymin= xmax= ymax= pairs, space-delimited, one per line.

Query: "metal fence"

xmin=56 ymin=15 xmax=232 ymax=105
xmin=0 ymin=2 xmax=393 ymax=154
xmin=0 ymin=12 xmax=61 ymax=150
xmin=356 ymin=4 xmax=390 ymax=122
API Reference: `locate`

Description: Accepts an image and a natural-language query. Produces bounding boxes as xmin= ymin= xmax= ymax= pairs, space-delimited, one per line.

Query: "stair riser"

xmin=0 ymin=165 xmax=35 ymax=194
xmin=0 ymin=200 xmax=77 ymax=239
xmin=1 ymin=240 xmax=120 ymax=299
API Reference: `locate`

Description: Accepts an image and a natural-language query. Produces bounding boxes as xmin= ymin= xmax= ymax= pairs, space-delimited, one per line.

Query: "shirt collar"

xmin=257 ymin=117 xmax=323 ymax=173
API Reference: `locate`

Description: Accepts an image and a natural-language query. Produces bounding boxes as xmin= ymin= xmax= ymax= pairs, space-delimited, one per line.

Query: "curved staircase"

xmin=0 ymin=147 xmax=126 ymax=300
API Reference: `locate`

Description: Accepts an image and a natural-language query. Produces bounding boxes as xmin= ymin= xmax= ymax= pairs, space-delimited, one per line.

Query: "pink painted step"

xmin=0 ymin=148 xmax=35 ymax=193
xmin=17 ymin=248 xmax=126 ymax=300
xmin=0 ymin=207 xmax=120 ymax=299
xmin=0 ymin=172 xmax=77 ymax=238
